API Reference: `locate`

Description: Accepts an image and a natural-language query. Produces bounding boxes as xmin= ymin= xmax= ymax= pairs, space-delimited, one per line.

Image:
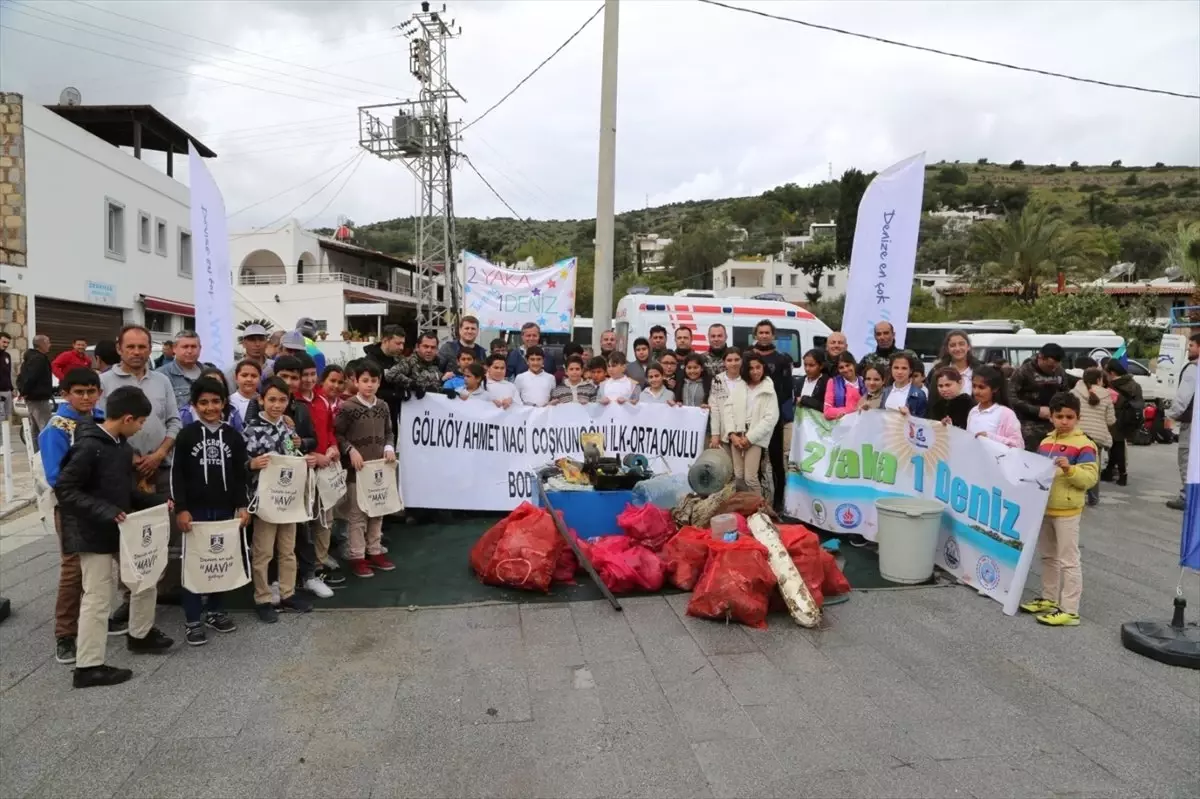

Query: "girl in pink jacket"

xmin=824 ymin=352 xmax=864 ymax=420
xmin=966 ymin=364 xmax=1023 ymax=448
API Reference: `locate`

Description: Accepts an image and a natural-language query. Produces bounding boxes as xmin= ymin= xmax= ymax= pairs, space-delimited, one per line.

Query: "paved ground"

xmin=1 ymin=443 xmax=1198 ymax=799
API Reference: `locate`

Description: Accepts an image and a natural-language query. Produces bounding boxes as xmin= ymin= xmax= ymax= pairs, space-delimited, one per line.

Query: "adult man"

xmin=386 ymin=331 xmax=444 ymax=401
xmin=17 ymin=334 xmax=55 ymax=440
xmin=674 ymin=327 xmax=694 ymax=359
xmin=648 ymin=325 xmax=669 ymax=360
xmin=752 ymin=319 xmax=796 ymax=510
xmin=153 ymin=340 xmax=175 ymax=369
xmin=703 ymin=324 xmax=729 ymax=375
xmin=364 ymin=324 xmax=407 ymax=419
xmin=436 ymin=315 xmax=487 ymax=373
xmin=1010 ymin=342 xmax=1068 ymax=452
xmin=1166 ymin=333 xmax=1200 ymax=511
xmin=99 ymin=325 xmax=182 ymax=614
xmin=506 ymin=322 xmax=557 ymax=377
xmin=857 ymin=322 xmax=899 ymax=376
xmin=824 ymin=332 xmax=850 ymax=375
xmin=52 ymin=338 xmax=91 ymax=380
xmin=599 ymin=329 xmax=618 ymax=359
xmin=157 ymin=330 xmax=204 ymax=409
xmin=225 ymin=323 xmax=268 ymax=385
xmin=0 ymin=332 xmax=12 ymax=423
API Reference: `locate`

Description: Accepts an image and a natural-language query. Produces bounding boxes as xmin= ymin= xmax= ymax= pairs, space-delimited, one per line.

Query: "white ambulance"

xmin=613 ymin=290 xmax=832 ymax=375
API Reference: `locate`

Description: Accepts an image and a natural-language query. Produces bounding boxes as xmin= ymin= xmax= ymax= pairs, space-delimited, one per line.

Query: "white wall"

xmin=235 ymin=283 xmax=346 ymax=335
xmin=8 ymin=104 xmax=195 ymax=332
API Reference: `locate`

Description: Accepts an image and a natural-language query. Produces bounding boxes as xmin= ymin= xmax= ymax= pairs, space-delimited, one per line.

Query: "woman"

xmin=822 ymin=352 xmax=862 ymax=420
xmin=1072 ymin=367 xmax=1115 ymax=505
xmin=879 ymin=352 xmax=928 ymax=417
xmin=1103 ymin=360 xmax=1143 ymax=486
xmin=935 ymin=330 xmax=981 ymax=395
xmin=795 ymin=349 xmax=828 ymax=413
xmin=714 ymin=352 xmax=778 ymax=498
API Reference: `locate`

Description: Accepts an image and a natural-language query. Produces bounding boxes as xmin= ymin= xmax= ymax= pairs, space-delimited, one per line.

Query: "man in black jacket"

xmin=363 ymin=325 xmax=407 ymax=429
xmin=17 ymin=334 xmax=55 ymax=442
xmin=0 ymin=332 xmax=12 ymax=422
xmin=54 ymin=385 xmax=174 ymax=688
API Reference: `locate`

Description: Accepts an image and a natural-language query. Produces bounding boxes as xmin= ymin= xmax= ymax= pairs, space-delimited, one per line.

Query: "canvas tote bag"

xmin=182 ymin=519 xmax=251 ymax=595
xmin=118 ymin=503 xmax=171 ymax=594
xmin=314 ymin=463 xmax=348 ymax=515
xmin=251 ymin=453 xmax=314 ymax=524
xmin=355 ymin=459 xmax=404 ymax=517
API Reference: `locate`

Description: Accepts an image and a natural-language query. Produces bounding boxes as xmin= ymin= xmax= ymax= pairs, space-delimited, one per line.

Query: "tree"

xmin=835 ymin=168 xmax=871 ymax=263
xmin=660 ymin=222 xmax=730 ymax=290
xmin=916 ymin=230 xmax=972 ymax=275
xmin=937 ymin=166 xmax=969 ymax=185
xmin=513 ymin=239 xmax=570 ymax=267
xmin=1165 ymin=221 xmax=1200 ymax=279
xmin=1009 ymin=160 xmax=1025 ymax=170
xmin=1069 ymin=161 xmax=1082 ymax=170
xmin=1117 ymin=224 xmax=1167 ymax=277
xmin=1111 ymin=160 xmax=1123 ymax=168
xmin=969 ymin=204 xmax=1103 ymax=301
xmin=790 ymin=239 xmax=837 ymax=304
xmin=811 ymin=294 xmax=845 ymax=330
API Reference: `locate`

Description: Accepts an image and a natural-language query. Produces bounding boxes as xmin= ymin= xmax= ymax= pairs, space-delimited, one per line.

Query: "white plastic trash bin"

xmin=875 ymin=497 xmax=944 ymax=585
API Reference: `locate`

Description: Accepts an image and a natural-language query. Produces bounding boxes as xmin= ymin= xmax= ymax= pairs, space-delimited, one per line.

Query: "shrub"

xmin=1125 ymin=173 xmax=1139 ymax=186
xmin=1069 ymin=161 xmax=1082 ymax=170
xmin=977 ymin=158 xmax=989 ymax=165
xmin=1008 ymin=159 xmax=1025 ymax=170
xmin=1111 ymin=160 xmax=1123 ymax=168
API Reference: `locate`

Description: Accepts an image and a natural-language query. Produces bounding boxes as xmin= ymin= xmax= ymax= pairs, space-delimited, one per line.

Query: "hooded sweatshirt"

xmin=170 ymin=419 xmax=250 ymax=516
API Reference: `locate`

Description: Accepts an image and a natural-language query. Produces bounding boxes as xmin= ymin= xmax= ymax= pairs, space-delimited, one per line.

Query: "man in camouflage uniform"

xmin=384 ymin=331 xmax=444 ymax=403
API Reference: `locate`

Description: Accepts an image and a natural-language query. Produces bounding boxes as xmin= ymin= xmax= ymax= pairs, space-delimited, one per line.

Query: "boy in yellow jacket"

xmin=1021 ymin=392 xmax=1099 ymax=626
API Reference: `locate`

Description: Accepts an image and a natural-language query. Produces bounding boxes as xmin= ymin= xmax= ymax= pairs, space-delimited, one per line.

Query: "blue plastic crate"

xmin=537 ymin=489 xmax=633 ymax=540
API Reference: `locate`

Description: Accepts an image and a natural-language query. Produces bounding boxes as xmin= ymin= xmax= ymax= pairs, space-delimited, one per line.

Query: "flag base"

xmin=1120 ymin=597 xmax=1200 ymax=670
xmin=0 ymin=597 xmax=10 ymax=623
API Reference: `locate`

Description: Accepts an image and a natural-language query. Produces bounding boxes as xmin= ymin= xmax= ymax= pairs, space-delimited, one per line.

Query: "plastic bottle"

xmin=710 ymin=513 xmax=739 ymax=542
xmin=630 ymin=473 xmax=691 ymax=509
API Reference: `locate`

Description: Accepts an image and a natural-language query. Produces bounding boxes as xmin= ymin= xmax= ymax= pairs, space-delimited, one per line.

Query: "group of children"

xmin=43 ymin=352 xmax=399 ymax=688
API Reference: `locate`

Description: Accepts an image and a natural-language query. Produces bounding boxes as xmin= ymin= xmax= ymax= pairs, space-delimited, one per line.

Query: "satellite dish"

xmin=59 ymin=86 xmax=82 ymax=106
xmin=1165 ymin=266 xmax=1183 ymax=281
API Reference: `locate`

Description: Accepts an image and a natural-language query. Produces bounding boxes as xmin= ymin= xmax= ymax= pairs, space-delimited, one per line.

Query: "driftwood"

xmin=747 ymin=512 xmax=821 ymax=628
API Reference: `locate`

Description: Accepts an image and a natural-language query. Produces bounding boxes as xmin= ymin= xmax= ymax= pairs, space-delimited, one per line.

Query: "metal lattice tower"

xmin=358 ymin=2 xmax=463 ymax=332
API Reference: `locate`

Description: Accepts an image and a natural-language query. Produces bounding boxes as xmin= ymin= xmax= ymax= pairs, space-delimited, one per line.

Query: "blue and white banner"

xmin=189 ymin=143 xmax=233 ymax=371
xmin=841 ymin=153 xmax=926 ymax=355
xmin=1181 ymin=358 xmax=1200 ymax=571
xmin=786 ymin=409 xmax=1055 ymax=614
xmin=461 ymin=252 xmax=577 ymax=334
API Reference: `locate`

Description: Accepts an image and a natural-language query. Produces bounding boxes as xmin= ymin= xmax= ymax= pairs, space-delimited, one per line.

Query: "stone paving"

xmin=1 ymin=444 xmax=1198 ymax=799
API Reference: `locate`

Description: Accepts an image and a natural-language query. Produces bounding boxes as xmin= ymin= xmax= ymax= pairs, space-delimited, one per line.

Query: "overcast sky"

xmin=2 ymin=0 xmax=1197 ymax=231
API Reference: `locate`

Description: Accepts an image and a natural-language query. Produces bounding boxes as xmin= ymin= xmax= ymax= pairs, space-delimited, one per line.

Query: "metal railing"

xmin=238 ymin=273 xmax=287 ymax=285
xmin=238 ymin=270 xmax=417 ymax=298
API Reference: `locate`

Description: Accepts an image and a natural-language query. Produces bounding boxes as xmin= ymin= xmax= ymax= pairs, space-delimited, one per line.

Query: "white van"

xmin=906 ymin=320 xmax=1023 ymax=365
xmin=972 ymin=331 xmax=1159 ymax=400
xmin=614 ymin=291 xmax=831 ymax=375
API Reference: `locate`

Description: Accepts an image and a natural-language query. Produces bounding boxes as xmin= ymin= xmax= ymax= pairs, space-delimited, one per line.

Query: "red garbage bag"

xmin=687 ymin=536 xmax=775 ymax=629
xmin=552 ymin=527 xmax=582 ymax=584
xmin=662 ymin=526 xmax=713 ymax=590
xmin=469 ymin=503 xmax=564 ymax=593
xmin=617 ymin=503 xmax=675 ymax=552
xmin=589 ymin=536 xmax=665 ymax=594
xmin=776 ymin=524 xmax=828 ymax=606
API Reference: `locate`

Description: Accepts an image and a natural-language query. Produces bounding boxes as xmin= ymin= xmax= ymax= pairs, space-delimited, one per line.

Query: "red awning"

xmin=140 ymin=295 xmax=195 ymax=316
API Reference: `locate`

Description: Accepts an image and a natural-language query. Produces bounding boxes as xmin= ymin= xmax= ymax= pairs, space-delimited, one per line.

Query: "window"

xmin=775 ymin=274 xmax=782 ymax=286
xmin=138 ymin=211 xmax=152 ymax=253
xmin=730 ymin=276 xmax=737 ymax=288
xmin=104 ymin=198 xmax=125 ymax=261
xmin=789 ymin=274 xmax=798 ymax=287
xmin=178 ymin=228 xmax=192 ymax=277
xmin=145 ymin=311 xmax=171 ymax=333
xmin=826 ymin=274 xmax=836 ymax=288
xmin=181 ymin=316 xmax=196 ymax=331
xmin=155 ymin=218 xmax=168 ymax=256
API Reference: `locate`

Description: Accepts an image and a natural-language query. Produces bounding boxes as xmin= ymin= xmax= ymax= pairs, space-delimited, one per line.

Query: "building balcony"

xmin=238 ymin=270 xmax=415 ymax=297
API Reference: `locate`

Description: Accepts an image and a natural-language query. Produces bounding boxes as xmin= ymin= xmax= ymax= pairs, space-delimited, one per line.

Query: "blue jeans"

xmin=181 ymin=508 xmax=237 ymax=624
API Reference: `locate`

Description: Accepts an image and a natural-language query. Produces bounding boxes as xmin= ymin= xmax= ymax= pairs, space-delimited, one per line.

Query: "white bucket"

xmin=875 ymin=497 xmax=944 ymax=585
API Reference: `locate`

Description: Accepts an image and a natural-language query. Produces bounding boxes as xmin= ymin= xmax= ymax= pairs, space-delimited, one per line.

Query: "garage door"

xmin=34 ymin=297 xmax=124 ymax=359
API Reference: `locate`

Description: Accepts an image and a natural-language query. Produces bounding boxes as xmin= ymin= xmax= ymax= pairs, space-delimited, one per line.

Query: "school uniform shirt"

xmin=228 ymin=391 xmax=255 ymax=422
xmin=601 ymin=376 xmax=638 ymax=402
xmin=881 ymin=382 xmax=928 ymax=416
xmin=639 ymin=386 xmax=673 ymax=405
xmin=486 ymin=380 xmax=523 ymax=406
xmin=966 ymin=403 xmax=1024 ymax=449
xmin=460 ymin=386 xmax=490 ymax=402
xmin=514 ymin=369 xmax=556 ymax=407
xmin=170 ymin=420 xmax=249 ymax=516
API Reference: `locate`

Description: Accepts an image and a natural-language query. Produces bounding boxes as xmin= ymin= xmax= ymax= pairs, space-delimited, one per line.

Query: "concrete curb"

xmin=0 ymin=497 xmax=36 ymax=521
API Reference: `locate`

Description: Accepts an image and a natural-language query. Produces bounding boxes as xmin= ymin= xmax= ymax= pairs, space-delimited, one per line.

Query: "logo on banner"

xmin=976 ymin=556 xmax=1000 ymax=590
xmin=279 ymin=468 xmax=294 ymax=487
xmin=834 ymin=503 xmax=862 ymax=530
xmin=906 ymin=421 xmax=932 ymax=451
xmin=943 ymin=537 xmax=960 ymax=569
xmin=209 ymin=534 xmax=225 ymax=554
xmin=141 ymin=525 xmax=153 ymax=547
xmin=811 ymin=500 xmax=828 ymax=526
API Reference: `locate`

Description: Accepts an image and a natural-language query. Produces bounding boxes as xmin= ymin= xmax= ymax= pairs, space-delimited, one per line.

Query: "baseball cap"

xmin=281 ymin=330 xmax=307 ymax=351
xmin=295 ymin=317 xmax=318 ymax=338
xmin=241 ymin=324 xmax=268 ymax=339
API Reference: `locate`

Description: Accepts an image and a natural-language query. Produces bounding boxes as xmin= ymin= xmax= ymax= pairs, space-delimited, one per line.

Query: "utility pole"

xmin=358 ymin=2 xmax=463 ymax=334
xmin=591 ymin=0 xmax=619 ymax=349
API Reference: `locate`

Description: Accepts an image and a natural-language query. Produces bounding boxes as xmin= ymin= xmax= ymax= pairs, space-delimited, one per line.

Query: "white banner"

xmin=189 ymin=143 xmax=234 ymax=372
xmin=785 ymin=409 xmax=1055 ymax=614
xmin=461 ymin=252 xmax=577 ymax=334
xmin=398 ymin=395 xmax=709 ymax=510
xmin=841 ymin=153 xmax=926 ymax=354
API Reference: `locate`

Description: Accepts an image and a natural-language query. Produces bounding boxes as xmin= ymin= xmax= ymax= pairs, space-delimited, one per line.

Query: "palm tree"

xmin=969 ymin=204 xmax=1102 ymax=301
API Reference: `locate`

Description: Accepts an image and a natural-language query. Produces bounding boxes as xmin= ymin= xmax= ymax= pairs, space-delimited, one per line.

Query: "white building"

xmin=229 ymin=220 xmax=425 ymax=340
xmin=930 ymin=206 xmax=1000 ymax=232
xmin=781 ymin=220 xmax=836 ymax=258
xmin=632 ymin=233 xmax=672 ymax=273
xmin=0 ymin=101 xmax=205 ymax=354
xmin=712 ymin=256 xmax=849 ymax=304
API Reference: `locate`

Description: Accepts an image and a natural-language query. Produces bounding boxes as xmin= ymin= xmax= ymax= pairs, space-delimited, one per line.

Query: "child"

xmin=38 ymin=368 xmax=104 ymax=666
xmin=927 ymin=367 xmax=975 ymax=429
xmin=442 ymin=349 xmax=476 ymax=394
xmin=714 ymin=352 xmax=778 ymax=498
xmin=334 ymin=361 xmax=397 ymax=579
xmin=458 ymin=363 xmax=489 ymax=400
xmin=600 ymin=352 xmax=638 ymax=405
xmin=489 ymin=337 xmax=509 ymax=359
xmin=659 ymin=351 xmax=680 ymax=393
xmin=549 ymin=355 xmax=597 ymax=405
xmin=857 ymin=364 xmax=886 ymax=411
xmin=229 ymin=359 xmax=262 ymax=424
xmin=180 ymin=368 xmax=244 ymax=432
xmin=708 ymin=348 xmax=744 ymax=448
xmin=244 ymin=377 xmax=313 ymax=622
xmin=967 ymin=365 xmax=1024 ymax=448
xmin=54 ymin=385 xmax=173 ymax=688
xmin=1071 ymin=367 xmax=1114 ymax=506
xmin=294 ymin=358 xmax=345 ymax=591
xmin=340 ymin=360 xmax=361 ymax=403
xmin=513 ymin=345 xmax=555 ymax=407
xmin=320 ymin=364 xmax=345 ymax=412
xmin=586 ymin=355 xmax=609 ymax=389
xmin=911 ymin=360 xmax=928 ymax=397
xmin=627 ymin=337 xmax=652 ymax=387
xmin=1020 ymin=392 xmax=1098 ymax=627
xmin=640 ymin=364 xmax=675 ymax=405
xmin=795 ymin=349 xmax=827 ymax=414
xmin=823 ymin=352 xmax=863 ymax=420
xmin=880 ymin=352 xmax=928 ymax=417
xmin=675 ymin=353 xmax=713 ymax=409
xmin=484 ymin=354 xmax=522 ymax=408
xmin=171 ymin=377 xmax=250 ymax=646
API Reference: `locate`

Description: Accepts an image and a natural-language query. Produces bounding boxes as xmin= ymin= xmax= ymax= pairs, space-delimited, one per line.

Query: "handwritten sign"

xmin=461 ymin=252 xmax=577 ymax=333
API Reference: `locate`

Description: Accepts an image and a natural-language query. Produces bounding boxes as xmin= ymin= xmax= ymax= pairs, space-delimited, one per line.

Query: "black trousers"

xmin=1105 ymin=439 xmax=1128 ymax=477
xmin=767 ymin=421 xmax=786 ymax=511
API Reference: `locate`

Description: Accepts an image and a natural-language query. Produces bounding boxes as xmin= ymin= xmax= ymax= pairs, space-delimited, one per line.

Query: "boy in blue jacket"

xmin=37 ymin=368 xmax=104 ymax=667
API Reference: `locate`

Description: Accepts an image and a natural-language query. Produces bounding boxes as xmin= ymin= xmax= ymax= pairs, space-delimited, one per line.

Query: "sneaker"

xmin=55 ymin=636 xmax=77 ymax=665
xmin=107 ymin=615 xmax=129 ymax=637
xmin=1167 ymin=498 xmax=1186 ymax=511
xmin=73 ymin=664 xmax=133 ymax=689
xmin=349 ymin=559 xmax=374 ymax=578
xmin=127 ymin=627 xmax=174 ymax=654
xmin=255 ymin=603 xmax=279 ymax=624
xmin=204 ymin=612 xmax=237 ymax=633
xmin=321 ymin=555 xmax=340 ymax=570
xmin=1019 ymin=597 xmax=1058 ymax=614
xmin=269 ymin=581 xmax=281 ymax=606
xmin=303 ymin=576 xmax=334 ymax=599
xmin=184 ymin=623 xmax=208 ymax=647
xmin=279 ymin=594 xmax=313 ymax=613
xmin=847 ymin=535 xmax=869 ymax=548
xmin=1115 ymin=474 xmax=1128 ymax=487
xmin=318 ymin=567 xmax=346 ymax=587
xmin=367 ymin=553 xmax=396 ymax=572
xmin=1036 ymin=610 xmax=1081 ymax=627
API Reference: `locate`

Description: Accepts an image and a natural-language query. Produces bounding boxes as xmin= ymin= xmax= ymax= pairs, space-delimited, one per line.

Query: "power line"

xmin=461 ymin=4 xmax=604 ymax=133
xmin=461 ymin=155 xmax=553 ymax=246
xmin=231 ymin=152 xmax=366 ymax=236
xmin=302 ymin=153 xmax=368 ymax=227
xmin=697 ymin=0 xmax=1200 ymax=101
xmin=226 ymin=150 xmax=361 ymax=218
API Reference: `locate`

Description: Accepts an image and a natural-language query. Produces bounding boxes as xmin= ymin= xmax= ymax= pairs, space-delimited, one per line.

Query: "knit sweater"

xmin=334 ymin=395 xmax=394 ymax=482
